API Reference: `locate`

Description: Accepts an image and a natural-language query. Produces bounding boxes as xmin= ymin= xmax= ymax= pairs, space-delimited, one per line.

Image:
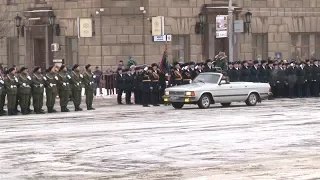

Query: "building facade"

xmin=0 ymin=0 xmax=319 ymax=71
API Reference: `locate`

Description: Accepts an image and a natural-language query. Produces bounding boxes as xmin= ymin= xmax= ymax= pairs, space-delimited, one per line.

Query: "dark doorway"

xmin=34 ymin=39 xmax=46 ymax=70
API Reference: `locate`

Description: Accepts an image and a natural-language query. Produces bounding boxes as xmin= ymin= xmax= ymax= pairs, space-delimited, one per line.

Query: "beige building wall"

xmin=0 ymin=0 xmax=319 ymax=70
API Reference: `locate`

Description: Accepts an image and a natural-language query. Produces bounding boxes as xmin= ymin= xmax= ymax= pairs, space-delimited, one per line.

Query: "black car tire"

xmin=245 ymin=93 xmax=258 ymax=106
xmin=198 ymin=94 xmax=211 ymax=109
xmin=172 ymin=102 xmax=184 ymax=109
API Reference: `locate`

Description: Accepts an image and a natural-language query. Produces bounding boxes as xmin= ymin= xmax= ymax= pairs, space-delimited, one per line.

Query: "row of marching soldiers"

xmin=0 ymin=64 xmax=96 ymax=116
xmin=226 ymin=59 xmax=320 ymax=98
xmin=115 ymin=61 xmax=218 ymax=107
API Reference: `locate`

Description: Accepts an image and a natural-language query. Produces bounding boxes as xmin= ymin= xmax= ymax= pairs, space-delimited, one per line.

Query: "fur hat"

xmin=59 ymin=64 xmax=66 ymax=71
xmin=85 ymin=64 xmax=91 ymax=70
xmin=72 ymin=64 xmax=79 ymax=71
xmin=33 ymin=66 xmax=41 ymax=73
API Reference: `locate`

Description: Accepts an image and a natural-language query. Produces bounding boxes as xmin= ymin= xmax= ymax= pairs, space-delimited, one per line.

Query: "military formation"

xmin=0 ymin=64 xmax=96 ymax=116
xmin=116 ymin=55 xmax=320 ymax=106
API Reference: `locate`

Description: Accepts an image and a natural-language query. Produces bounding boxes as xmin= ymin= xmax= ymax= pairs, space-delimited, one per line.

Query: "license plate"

xmin=172 ymin=96 xmax=178 ymax=100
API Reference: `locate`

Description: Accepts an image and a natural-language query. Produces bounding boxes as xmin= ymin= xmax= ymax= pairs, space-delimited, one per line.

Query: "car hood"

xmin=166 ymin=83 xmax=215 ymax=91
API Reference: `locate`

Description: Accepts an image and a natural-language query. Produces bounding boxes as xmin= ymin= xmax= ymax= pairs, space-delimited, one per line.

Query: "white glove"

xmin=43 ymin=76 xmax=47 ymax=81
xmin=50 ymin=83 xmax=53 ymax=87
xmin=93 ymin=75 xmax=96 ymax=79
xmin=195 ymin=66 xmax=198 ymax=69
xmin=67 ymin=75 xmax=71 ymax=79
xmin=22 ymin=83 xmax=26 ymax=86
xmin=10 ymin=85 xmax=13 ymax=88
xmin=144 ymin=67 xmax=148 ymax=71
xmin=15 ymin=77 xmax=18 ymax=82
xmin=55 ymin=76 xmax=58 ymax=80
xmin=77 ymin=82 xmax=80 ymax=86
xmin=0 ymin=80 xmax=3 ymax=84
xmin=80 ymin=74 xmax=83 ymax=78
xmin=27 ymin=76 xmax=31 ymax=80
xmin=63 ymin=82 xmax=66 ymax=86
xmin=40 ymin=84 xmax=43 ymax=87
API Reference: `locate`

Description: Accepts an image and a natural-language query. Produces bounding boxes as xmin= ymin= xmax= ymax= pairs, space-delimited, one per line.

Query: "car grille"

xmin=169 ymin=91 xmax=185 ymax=96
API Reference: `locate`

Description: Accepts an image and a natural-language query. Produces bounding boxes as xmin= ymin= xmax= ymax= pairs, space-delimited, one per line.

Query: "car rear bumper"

xmin=163 ymin=96 xmax=198 ymax=103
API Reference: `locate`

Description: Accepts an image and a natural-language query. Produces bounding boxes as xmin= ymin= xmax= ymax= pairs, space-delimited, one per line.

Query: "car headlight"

xmin=185 ymin=91 xmax=195 ymax=96
xmin=165 ymin=91 xmax=169 ymax=96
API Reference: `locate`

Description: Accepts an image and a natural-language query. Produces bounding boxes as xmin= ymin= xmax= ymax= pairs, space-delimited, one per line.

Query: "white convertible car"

xmin=163 ymin=72 xmax=272 ymax=109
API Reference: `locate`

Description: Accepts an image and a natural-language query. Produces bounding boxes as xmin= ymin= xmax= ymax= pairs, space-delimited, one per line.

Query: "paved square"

xmin=0 ymin=99 xmax=320 ymax=179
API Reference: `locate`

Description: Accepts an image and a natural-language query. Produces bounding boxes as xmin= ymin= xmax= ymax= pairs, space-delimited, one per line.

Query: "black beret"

xmin=189 ymin=61 xmax=195 ymax=65
xmin=151 ymin=63 xmax=158 ymax=67
xmin=148 ymin=66 xmax=153 ymax=70
xmin=135 ymin=67 xmax=141 ymax=70
xmin=173 ymin=62 xmax=179 ymax=66
xmin=8 ymin=67 xmax=15 ymax=73
xmin=117 ymin=68 xmax=122 ymax=71
xmin=33 ymin=66 xmax=41 ymax=73
xmin=261 ymin=60 xmax=267 ymax=64
xmin=228 ymin=62 xmax=233 ymax=65
xmin=85 ymin=64 xmax=91 ymax=70
xmin=59 ymin=65 xmax=66 ymax=71
xmin=268 ymin=60 xmax=273 ymax=64
xmin=72 ymin=64 xmax=79 ymax=71
xmin=19 ymin=66 xmax=28 ymax=72
xmin=253 ymin=60 xmax=259 ymax=64
xmin=306 ymin=59 xmax=310 ymax=62
xmin=242 ymin=60 xmax=247 ymax=64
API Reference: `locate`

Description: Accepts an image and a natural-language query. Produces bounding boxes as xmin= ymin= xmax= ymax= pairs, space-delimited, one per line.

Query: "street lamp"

xmin=198 ymin=12 xmax=206 ymax=34
xmin=14 ymin=14 xmax=22 ymax=37
xmin=49 ymin=14 xmax=56 ymax=25
xmin=244 ymin=11 xmax=252 ymax=34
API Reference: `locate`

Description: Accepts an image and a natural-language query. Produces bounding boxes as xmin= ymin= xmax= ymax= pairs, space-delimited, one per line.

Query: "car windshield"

xmin=193 ymin=73 xmax=221 ymax=84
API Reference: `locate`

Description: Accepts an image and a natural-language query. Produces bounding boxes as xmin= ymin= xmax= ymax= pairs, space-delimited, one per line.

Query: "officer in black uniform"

xmin=181 ymin=63 xmax=192 ymax=85
xmin=150 ymin=63 xmax=160 ymax=106
xmin=227 ymin=62 xmax=234 ymax=81
xmin=305 ymin=60 xmax=313 ymax=97
xmin=259 ymin=60 xmax=268 ymax=83
xmin=250 ymin=60 xmax=260 ymax=82
xmin=232 ymin=61 xmax=241 ymax=82
xmin=240 ymin=60 xmax=250 ymax=82
xmin=133 ymin=67 xmax=142 ymax=105
xmin=296 ymin=62 xmax=306 ymax=98
xmin=312 ymin=60 xmax=320 ymax=97
xmin=287 ymin=62 xmax=297 ymax=98
xmin=124 ymin=69 xmax=134 ymax=104
xmin=115 ymin=68 xmax=125 ymax=105
xmin=141 ymin=66 xmax=152 ymax=107
xmin=189 ymin=62 xmax=197 ymax=80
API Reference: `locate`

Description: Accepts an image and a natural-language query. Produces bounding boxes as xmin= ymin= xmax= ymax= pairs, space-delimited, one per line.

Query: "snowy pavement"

xmin=0 ymin=98 xmax=320 ymax=180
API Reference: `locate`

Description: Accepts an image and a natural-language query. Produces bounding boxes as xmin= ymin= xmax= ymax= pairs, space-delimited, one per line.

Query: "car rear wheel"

xmin=221 ymin=103 xmax=231 ymax=107
xmin=246 ymin=93 xmax=258 ymax=106
xmin=172 ymin=102 xmax=184 ymax=109
xmin=198 ymin=94 xmax=211 ymax=109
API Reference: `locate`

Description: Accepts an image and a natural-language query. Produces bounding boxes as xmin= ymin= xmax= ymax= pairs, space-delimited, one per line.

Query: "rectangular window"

xmin=66 ymin=37 xmax=78 ymax=66
xmin=172 ymin=35 xmax=190 ymax=62
xmin=7 ymin=37 xmax=19 ymax=67
xmin=291 ymin=33 xmax=320 ymax=60
xmin=252 ymin=34 xmax=268 ymax=60
xmin=7 ymin=0 xmax=15 ymax=5
xmin=35 ymin=0 xmax=46 ymax=3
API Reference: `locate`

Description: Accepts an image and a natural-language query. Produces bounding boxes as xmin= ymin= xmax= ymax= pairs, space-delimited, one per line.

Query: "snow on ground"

xmin=0 ymin=98 xmax=320 ymax=180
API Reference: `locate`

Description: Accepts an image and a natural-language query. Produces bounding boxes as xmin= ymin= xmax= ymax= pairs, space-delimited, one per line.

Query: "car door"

xmin=213 ymin=81 xmax=234 ymax=103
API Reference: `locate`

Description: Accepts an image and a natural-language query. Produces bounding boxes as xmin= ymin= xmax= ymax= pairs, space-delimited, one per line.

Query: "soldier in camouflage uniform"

xmin=17 ymin=67 xmax=32 ymax=115
xmin=31 ymin=66 xmax=45 ymax=114
xmin=0 ymin=73 xmax=6 ymax=115
xmin=4 ymin=68 xmax=18 ymax=116
xmin=44 ymin=66 xmax=58 ymax=113
xmin=70 ymin=64 xmax=83 ymax=111
xmin=83 ymin=64 xmax=95 ymax=110
xmin=57 ymin=65 xmax=71 ymax=112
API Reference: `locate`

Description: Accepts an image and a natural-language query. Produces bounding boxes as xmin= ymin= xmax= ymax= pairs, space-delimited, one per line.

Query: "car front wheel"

xmin=172 ymin=102 xmax=184 ymax=109
xmin=221 ymin=103 xmax=231 ymax=107
xmin=245 ymin=93 xmax=258 ymax=106
xmin=198 ymin=94 xmax=211 ymax=109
